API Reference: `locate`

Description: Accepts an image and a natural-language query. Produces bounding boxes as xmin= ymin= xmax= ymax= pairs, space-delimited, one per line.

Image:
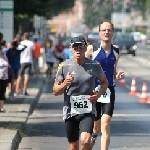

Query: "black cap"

xmin=70 ymin=36 xmax=87 ymax=47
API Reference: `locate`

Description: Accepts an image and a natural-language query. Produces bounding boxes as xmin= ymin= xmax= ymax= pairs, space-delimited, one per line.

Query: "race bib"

xmin=70 ymin=95 xmax=92 ymax=114
xmin=95 ymin=85 xmax=101 ymax=92
xmin=97 ymin=88 xmax=111 ymax=103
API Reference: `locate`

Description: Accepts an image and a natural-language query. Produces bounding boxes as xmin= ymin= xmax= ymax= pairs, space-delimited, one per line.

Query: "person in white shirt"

xmin=0 ymin=32 xmax=9 ymax=112
xmin=15 ymin=32 xmax=35 ymax=96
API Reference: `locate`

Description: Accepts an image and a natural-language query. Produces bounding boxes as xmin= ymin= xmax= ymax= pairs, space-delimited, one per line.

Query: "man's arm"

xmin=85 ymin=45 xmax=93 ymax=59
xmin=114 ymin=53 xmax=125 ymax=80
xmin=97 ymin=74 xmax=108 ymax=98
xmin=53 ymin=72 xmax=74 ymax=96
xmin=114 ymin=52 xmax=121 ymax=76
xmin=53 ymin=81 xmax=68 ymax=96
xmin=20 ymin=45 xmax=27 ymax=52
xmin=88 ymin=74 xmax=108 ymax=103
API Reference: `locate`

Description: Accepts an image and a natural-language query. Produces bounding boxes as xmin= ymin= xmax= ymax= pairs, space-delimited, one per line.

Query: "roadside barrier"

xmin=129 ymin=77 xmax=137 ymax=95
xmin=139 ymin=82 xmax=150 ymax=103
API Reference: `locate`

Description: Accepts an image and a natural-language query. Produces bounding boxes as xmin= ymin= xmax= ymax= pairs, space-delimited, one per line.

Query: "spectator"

xmin=33 ymin=38 xmax=41 ymax=74
xmin=7 ymin=42 xmax=13 ymax=49
xmin=0 ymin=32 xmax=9 ymax=112
xmin=15 ymin=32 xmax=34 ymax=96
xmin=6 ymin=41 xmax=27 ymax=100
xmin=45 ymin=40 xmax=56 ymax=78
xmin=0 ymin=32 xmax=3 ymax=43
xmin=14 ymin=33 xmax=22 ymax=45
xmin=64 ymin=43 xmax=72 ymax=59
xmin=55 ymin=40 xmax=66 ymax=63
xmin=1 ymin=40 xmax=8 ymax=54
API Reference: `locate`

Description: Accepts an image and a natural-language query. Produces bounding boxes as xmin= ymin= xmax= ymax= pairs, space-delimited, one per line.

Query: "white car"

xmin=131 ymin=32 xmax=142 ymax=43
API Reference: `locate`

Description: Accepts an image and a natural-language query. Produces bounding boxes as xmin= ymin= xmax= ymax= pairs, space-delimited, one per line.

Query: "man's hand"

xmin=63 ymin=72 xmax=74 ymax=86
xmin=53 ymin=72 xmax=74 ymax=96
xmin=88 ymin=90 xmax=99 ymax=103
xmin=116 ymin=70 xmax=125 ymax=80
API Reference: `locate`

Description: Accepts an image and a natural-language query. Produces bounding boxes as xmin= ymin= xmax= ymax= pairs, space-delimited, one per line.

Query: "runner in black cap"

xmin=53 ymin=36 xmax=108 ymax=150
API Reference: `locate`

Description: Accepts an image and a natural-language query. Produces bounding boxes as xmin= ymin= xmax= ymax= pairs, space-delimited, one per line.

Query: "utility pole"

xmin=113 ymin=0 xmax=118 ymax=10
xmin=122 ymin=0 xmax=125 ymax=33
xmin=78 ymin=0 xmax=83 ymax=31
xmin=121 ymin=0 xmax=131 ymax=33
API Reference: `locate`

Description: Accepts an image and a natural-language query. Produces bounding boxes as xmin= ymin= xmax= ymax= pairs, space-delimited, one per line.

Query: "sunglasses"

xmin=71 ymin=43 xmax=86 ymax=51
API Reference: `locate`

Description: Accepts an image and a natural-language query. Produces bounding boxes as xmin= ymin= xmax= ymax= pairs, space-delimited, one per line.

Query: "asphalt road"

xmin=18 ymin=44 xmax=150 ymax=150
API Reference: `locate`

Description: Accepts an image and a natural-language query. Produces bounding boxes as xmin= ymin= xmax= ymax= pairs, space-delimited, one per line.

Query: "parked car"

xmin=87 ymin=32 xmax=100 ymax=42
xmin=145 ymin=35 xmax=150 ymax=45
xmin=131 ymin=32 xmax=142 ymax=43
xmin=112 ymin=33 xmax=137 ymax=56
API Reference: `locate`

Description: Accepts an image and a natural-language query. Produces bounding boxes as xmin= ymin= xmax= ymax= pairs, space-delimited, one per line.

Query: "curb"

xmin=13 ymin=76 xmax=46 ymax=150
xmin=2 ymin=75 xmax=46 ymax=150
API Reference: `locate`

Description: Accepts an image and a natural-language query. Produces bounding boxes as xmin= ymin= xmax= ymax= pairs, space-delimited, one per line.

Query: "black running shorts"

xmin=0 ymin=79 xmax=8 ymax=100
xmin=46 ymin=62 xmax=54 ymax=67
xmin=65 ymin=113 xmax=95 ymax=142
xmin=95 ymin=86 xmax=115 ymax=121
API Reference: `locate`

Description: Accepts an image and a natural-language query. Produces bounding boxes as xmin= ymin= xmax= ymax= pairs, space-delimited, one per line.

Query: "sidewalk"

xmin=0 ymin=74 xmax=46 ymax=150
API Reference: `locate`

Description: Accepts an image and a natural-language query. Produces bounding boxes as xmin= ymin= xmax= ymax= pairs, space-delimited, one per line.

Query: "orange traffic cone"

xmin=139 ymin=82 xmax=150 ymax=103
xmin=119 ymin=79 xmax=126 ymax=87
xmin=129 ymin=77 xmax=137 ymax=95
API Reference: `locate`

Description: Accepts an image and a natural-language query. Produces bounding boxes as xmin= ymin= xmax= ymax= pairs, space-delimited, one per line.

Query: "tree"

xmin=14 ymin=0 xmax=75 ymax=35
xmin=14 ymin=0 xmax=75 ymax=18
xmin=83 ymin=0 xmax=113 ymax=30
xmin=83 ymin=0 xmax=150 ymax=30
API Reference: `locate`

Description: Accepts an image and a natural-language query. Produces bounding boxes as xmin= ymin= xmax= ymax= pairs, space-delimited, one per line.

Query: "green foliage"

xmin=126 ymin=28 xmax=132 ymax=33
xmin=125 ymin=27 xmax=146 ymax=34
xmin=83 ymin=0 xmax=113 ymax=29
xmin=146 ymin=0 xmax=150 ymax=9
xmin=136 ymin=28 xmax=146 ymax=34
xmin=14 ymin=0 xmax=75 ymax=34
xmin=83 ymin=0 xmax=150 ymax=30
xmin=129 ymin=0 xmax=150 ymax=19
xmin=14 ymin=0 xmax=75 ymax=18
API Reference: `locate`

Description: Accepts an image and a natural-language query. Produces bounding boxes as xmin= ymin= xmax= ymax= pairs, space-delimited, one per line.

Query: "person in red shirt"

xmin=55 ymin=40 xmax=65 ymax=63
xmin=33 ymin=38 xmax=41 ymax=74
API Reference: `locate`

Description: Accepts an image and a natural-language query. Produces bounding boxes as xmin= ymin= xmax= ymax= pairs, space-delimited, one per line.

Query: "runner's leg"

xmin=101 ymin=114 xmax=111 ymax=150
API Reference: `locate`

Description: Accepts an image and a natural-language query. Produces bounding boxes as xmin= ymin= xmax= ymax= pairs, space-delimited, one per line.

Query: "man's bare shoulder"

xmin=85 ymin=45 xmax=93 ymax=59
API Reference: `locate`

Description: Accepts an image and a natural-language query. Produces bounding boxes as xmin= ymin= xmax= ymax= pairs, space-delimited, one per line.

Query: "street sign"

xmin=0 ymin=0 xmax=14 ymax=42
